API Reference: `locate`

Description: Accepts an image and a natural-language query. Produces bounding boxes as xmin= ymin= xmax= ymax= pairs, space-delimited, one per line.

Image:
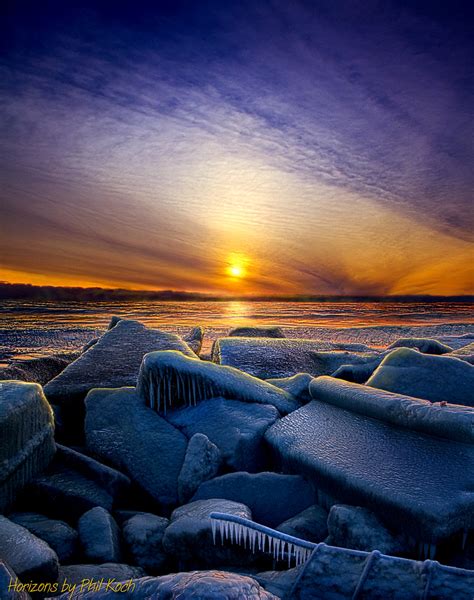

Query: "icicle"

xmin=288 ymin=543 xmax=294 ymax=567
xmin=211 ymin=518 xmax=217 ymax=544
xmin=274 ymin=538 xmax=280 ymax=561
xmin=219 ymin=520 xmax=224 ymax=545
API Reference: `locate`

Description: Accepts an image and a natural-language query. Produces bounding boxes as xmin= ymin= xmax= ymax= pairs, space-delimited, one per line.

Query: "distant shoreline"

xmin=0 ymin=283 xmax=473 ymax=303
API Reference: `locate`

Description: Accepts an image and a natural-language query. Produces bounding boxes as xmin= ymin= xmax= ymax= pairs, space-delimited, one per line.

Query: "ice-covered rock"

xmin=387 ymin=337 xmax=453 ymax=354
xmin=85 ymin=387 xmax=187 ymax=506
xmin=167 ymin=398 xmax=279 ymax=472
xmin=192 ymin=472 xmax=316 ymax=527
xmin=122 ymin=513 xmax=169 ymax=573
xmin=78 ymin=507 xmax=122 ymax=563
xmin=326 ymin=505 xmax=406 ymax=555
xmin=212 ymin=337 xmax=375 ymax=378
xmin=9 ymin=513 xmax=78 ymax=563
xmin=44 ymin=320 xmax=196 ymax=426
xmin=309 ymin=376 xmax=474 ymax=443
xmin=449 ymin=342 xmax=474 ymax=365
xmin=137 ymin=350 xmax=298 ymax=415
xmin=228 ymin=326 xmax=286 ymax=338
xmin=0 ymin=356 xmax=70 ymax=385
xmin=367 ymin=347 xmax=474 ymax=407
xmin=265 ymin=398 xmax=474 ymax=543
xmin=21 ymin=444 xmax=130 ymax=522
xmin=0 ymin=560 xmax=31 ymax=599
xmin=178 ymin=433 xmax=221 ymax=503
xmin=266 ymin=373 xmax=313 ymax=403
xmin=0 ymin=515 xmax=59 ymax=582
xmin=0 ymin=381 xmax=55 ymax=511
xmin=162 ymin=499 xmax=253 ymax=566
xmin=290 ymin=543 xmax=474 ymax=599
xmin=183 ymin=326 xmax=205 ymax=354
xmin=276 ymin=504 xmax=329 ymax=543
xmin=52 ymin=571 xmax=277 ymax=599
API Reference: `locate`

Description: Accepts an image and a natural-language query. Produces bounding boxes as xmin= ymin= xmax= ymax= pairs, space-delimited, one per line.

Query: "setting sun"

xmin=227 ymin=264 xmax=245 ymax=278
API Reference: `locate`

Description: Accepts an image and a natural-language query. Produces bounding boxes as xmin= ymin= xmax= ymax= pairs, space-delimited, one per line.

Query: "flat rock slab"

xmin=367 ymin=347 xmax=474 ymax=407
xmin=192 ymin=471 xmax=316 ymax=528
xmin=0 ymin=515 xmax=59 ymax=582
xmin=85 ymin=387 xmax=187 ymax=506
xmin=44 ymin=320 xmax=195 ymax=407
xmin=0 ymin=381 xmax=55 ymax=511
xmin=212 ymin=337 xmax=375 ymax=378
xmin=265 ymin=400 xmax=474 ymax=542
xmin=167 ymin=398 xmax=279 ymax=472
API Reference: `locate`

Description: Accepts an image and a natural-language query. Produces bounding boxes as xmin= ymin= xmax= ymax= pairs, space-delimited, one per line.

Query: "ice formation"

xmin=210 ymin=512 xmax=315 ymax=567
xmin=137 ymin=350 xmax=298 ymax=415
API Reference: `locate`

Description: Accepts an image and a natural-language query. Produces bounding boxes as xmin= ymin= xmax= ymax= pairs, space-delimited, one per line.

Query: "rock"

xmin=0 ymin=356 xmax=70 ymax=385
xmin=0 ymin=381 xmax=55 ymax=512
xmin=0 ymin=515 xmax=59 ymax=582
xmin=326 ymin=505 xmax=406 ymax=554
xmin=21 ymin=445 xmax=130 ymax=522
xmin=332 ymin=361 xmax=380 ymax=383
xmin=276 ymin=504 xmax=328 ymax=543
xmin=449 ymin=342 xmax=474 ymax=365
xmin=212 ymin=337 xmax=375 ymax=378
xmin=367 ymin=347 xmax=474 ymax=407
xmin=255 ymin=568 xmax=302 ymax=599
xmin=137 ymin=350 xmax=298 ymax=415
xmin=192 ymin=472 xmax=316 ymax=527
xmin=107 ymin=316 xmax=123 ymax=329
xmin=57 ymin=563 xmax=145 ymax=587
xmin=85 ymin=387 xmax=187 ymax=506
xmin=162 ymin=499 xmax=253 ymax=566
xmin=122 ymin=513 xmax=169 ymax=573
xmin=228 ymin=326 xmax=286 ymax=338
xmin=0 ymin=560 xmax=32 ymax=599
xmin=53 ymin=571 xmax=277 ymax=599
xmin=266 ymin=373 xmax=313 ymax=403
xmin=44 ymin=320 xmax=196 ymax=422
xmin=167 ymin=398 xmax=279 ymax=473
xmin=178 ymin=434 xmax=221 ymax=503
xmin=78 ymin=507 xmax=122 ymax=563
xmin=290 ymin=543 xmax=474 ymax=599
xmin=265 ymin=393 xmax=474 ymax=543
xmin=387 ymin=337 xmax=453 ymax=354
xmin=82 ymin=338 xmax=99 ymax=353
xmin=8 ymin=513 xmax=78 ymax=563
xmin=183 ymin=326 xmax=205 ymax=354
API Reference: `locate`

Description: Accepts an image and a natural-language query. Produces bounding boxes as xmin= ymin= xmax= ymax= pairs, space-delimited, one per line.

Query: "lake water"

xmin=0 ymin=300 xmax=472 ymax=363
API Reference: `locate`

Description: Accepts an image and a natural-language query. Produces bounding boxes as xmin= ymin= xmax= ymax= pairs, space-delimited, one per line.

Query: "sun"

xmin=227 ymin=264 xmax=245 ymax=278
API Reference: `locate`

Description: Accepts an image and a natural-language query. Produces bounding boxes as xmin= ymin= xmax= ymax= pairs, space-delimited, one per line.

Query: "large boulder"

xmin=8 ymin=513 xmax=78 ymax=563
xmin=85 ymin=387 xmax=187 ymax=506
xmin=0 ymin=381 xmax=55 ymax=512
xmin=78 ymin=507 xmax=122 ymax=563
xmin=137 ymin=350 xmax=298 ymax=414
xmin=177 ymin=433 xmax=221 ymax=503
xmin=53 ymin=571 xmax=277 ymax=599
xmin=276 ymin=504 xmax=329 ymax=543
xmin=212 ymin=337 xmax=375 ymax=379
xmin=0 ymin=515 xmax=59 ymax=582
xmin=162 ymin=499 xmax=253 ymax=567
xmin=326 ymin=505 xmax=406 ymax=555
xmin=44 ymin=320 xmax=196 ymax=421
xmin=122 ymin=513 xmax=169 ymax=573
xmin=367 ymin=347 xmax=474 ymax=407
xmin=167 ymin=398 xmax=279 ymax=473
xmin=0 ymin=356 xmax=70 ymax=385
xmin=387 ymin=338 xmax=453 ymax=355
xmin=192 ymin=472 xmax=316 ymax=527
xmin=20 ymin=445 xmax=130 ymax=522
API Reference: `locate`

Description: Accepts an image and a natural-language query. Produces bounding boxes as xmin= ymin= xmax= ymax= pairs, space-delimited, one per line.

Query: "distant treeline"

xmin=0 ymin=283 xmax=472 ymax=303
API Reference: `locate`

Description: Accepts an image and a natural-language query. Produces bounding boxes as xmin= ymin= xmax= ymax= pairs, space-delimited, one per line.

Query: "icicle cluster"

xmin=210 ymin=512 xmax=315 ymax=567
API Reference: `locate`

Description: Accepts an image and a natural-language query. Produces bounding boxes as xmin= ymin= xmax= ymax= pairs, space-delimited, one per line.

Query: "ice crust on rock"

xmin=177 ymin=433 xmax=221 ymax=503
xmin=212 ymin=337 xmax=375 ymax=378
xmin=85 ymin=387 xmax=187 ymax=506
xmin=0 ymin=515 xmax=59 ymax=582
xmin=0 ymin=381 xmax=55 ymax=512
xmin=367 ymin=347 xmax=474 ymax=407
xmin=44 ymin=320 xmax=196 ymax=409
xmin=265 ymin=399 xmax=474 ymax=542
xmin=266 ymin=373 xmax=313 ymax=403
xmin=310 ymin=376 xmax=474 ymax=443
xmin=387 ymin=337 xmax=453 ymax=354
xmin=78 ymin=507 xmax=122 ymax=563
xmin=137 ymin=350 xmax=298 ymax=415
xmin=167 ymin=398 xmax=279 ymax=472
xmin=192 ymin=471 xmax=316 ymax=527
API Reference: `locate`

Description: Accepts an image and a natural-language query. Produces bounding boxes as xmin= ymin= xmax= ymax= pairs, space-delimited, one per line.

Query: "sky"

xmin=1 ymin=0 xmax=473 ymax=296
